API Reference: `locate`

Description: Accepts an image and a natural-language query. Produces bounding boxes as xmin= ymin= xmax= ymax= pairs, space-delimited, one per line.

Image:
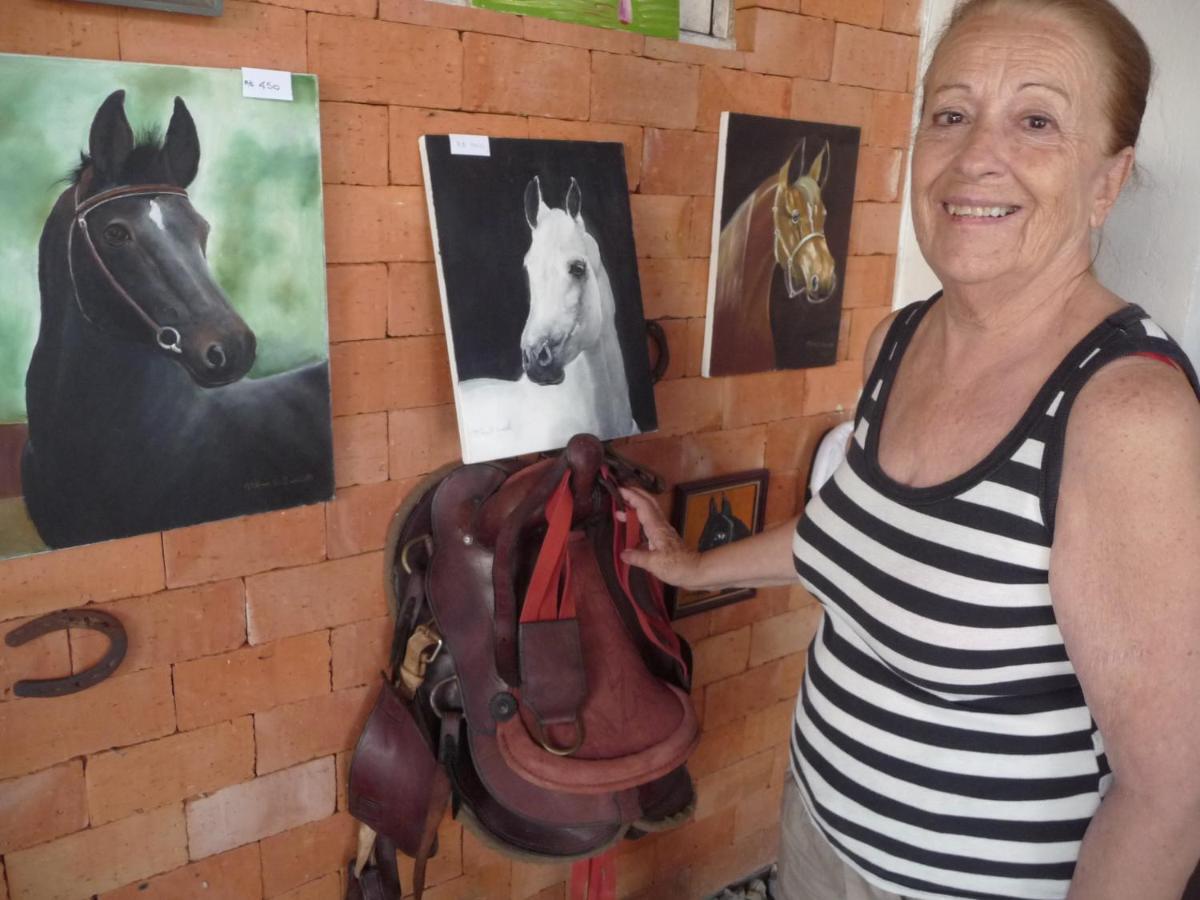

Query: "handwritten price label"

xmin=241 ymin=68 xmax=294 ymax=102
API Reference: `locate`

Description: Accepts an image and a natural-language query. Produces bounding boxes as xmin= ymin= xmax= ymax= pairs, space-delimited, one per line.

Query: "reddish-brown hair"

xmin=930 ymin=0 xmax=1152 ymax=154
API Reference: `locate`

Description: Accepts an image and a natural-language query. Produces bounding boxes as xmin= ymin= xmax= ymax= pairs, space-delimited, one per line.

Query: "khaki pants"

xmin=775 ymin=778 xmax=910 ymax=900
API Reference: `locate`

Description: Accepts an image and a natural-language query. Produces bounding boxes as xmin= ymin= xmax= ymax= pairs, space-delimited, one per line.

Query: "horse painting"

xmin=454 ymin=175 xmax=638 ymax=461
xmin=708 ymin=137 xmax=838 ymax=376
xmin=697 ymin=495 xmax=752 ymax=552
xmin=20 ymin=90 xmax=333 ymax=549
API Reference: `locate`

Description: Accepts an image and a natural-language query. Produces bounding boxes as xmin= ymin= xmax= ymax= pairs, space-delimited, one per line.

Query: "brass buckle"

xmin=534 ymin=719 xmax=585 ymax=757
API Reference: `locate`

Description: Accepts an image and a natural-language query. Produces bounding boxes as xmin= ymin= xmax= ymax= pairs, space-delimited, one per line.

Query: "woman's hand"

xmin=618 ymin=486 xmax=703 ymax=589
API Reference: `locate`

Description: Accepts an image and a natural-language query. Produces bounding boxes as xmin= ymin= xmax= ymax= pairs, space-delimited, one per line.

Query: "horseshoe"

xmin=5 ymin=609 xmax=128 ymax=698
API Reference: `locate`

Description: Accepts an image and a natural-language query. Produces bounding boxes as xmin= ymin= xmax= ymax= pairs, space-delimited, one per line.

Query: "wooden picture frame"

xmin=668 ymin=469 xmax=769 ymax=618
xmin=75 ymin=0 xmax=223 ymax=15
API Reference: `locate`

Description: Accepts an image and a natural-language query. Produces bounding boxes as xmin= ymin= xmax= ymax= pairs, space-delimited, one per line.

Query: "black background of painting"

xmin=422 ymin=137 xmax=657 ymax=433
xmin=718 ymin=113 xmax=860 ymax=369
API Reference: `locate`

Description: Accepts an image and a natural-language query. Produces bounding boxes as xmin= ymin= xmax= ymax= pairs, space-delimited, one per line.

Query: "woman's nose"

xmin=954 ymin=121 xmax=1007 ymax=179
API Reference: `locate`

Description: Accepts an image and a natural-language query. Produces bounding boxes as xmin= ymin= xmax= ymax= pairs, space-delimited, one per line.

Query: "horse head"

xmin=697 ymin=495 xmax=751 ymax=552
xmin=68 ymin=90 xmax=256 ymax=387
xmin=520 ymin=175 xmax=607 ymax=386
xmin=772 ymin=139 xmax=837 ymax=304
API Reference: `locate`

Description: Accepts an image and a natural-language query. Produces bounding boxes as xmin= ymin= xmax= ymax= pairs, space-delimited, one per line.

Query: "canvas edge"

xmin=700 ymin=110 xmax=729 ymax=379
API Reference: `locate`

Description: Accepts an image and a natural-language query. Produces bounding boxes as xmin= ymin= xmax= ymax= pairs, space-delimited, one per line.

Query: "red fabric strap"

xmin=521 ymin=470 xmax=576 ymax=624
xmin=569 ymin=851 xmax=617 ymax=900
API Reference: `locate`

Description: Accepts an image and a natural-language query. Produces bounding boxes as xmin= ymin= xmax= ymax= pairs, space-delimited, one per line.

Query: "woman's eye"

xmin=933 ymin=110 xmax=965 ymax=126
xmin=103 ymin=223 xmax=131 ymax=245
xmin=1025 ymin=115 xmax=1052 ymax=130
xmin=568 ymin=260 xmax=586 ymax=278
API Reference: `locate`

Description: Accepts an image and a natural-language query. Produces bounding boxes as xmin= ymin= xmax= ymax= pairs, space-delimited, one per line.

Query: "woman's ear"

xmin=1091 ymin=146 xmax=1135 ymax=229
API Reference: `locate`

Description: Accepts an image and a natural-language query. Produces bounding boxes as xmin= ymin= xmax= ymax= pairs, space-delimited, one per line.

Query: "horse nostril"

xmin=204 ymin=343 xmax=227 ymax=370
xmin=810 ymin=275 xmax=820 ymax=294
xmin=536 ymin=342 xmax=554 ymax=367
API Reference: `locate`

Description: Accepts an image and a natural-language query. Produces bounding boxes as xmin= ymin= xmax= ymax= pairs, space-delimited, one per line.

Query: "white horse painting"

xmin=455 ymin=176 xmax=638 ymax=461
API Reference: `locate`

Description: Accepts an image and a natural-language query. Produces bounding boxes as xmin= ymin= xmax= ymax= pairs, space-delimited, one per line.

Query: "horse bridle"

xmin=772 ymin=180 xmax=827 ymax=301
xmin=66 ymin=181 xmax=191 ymax=354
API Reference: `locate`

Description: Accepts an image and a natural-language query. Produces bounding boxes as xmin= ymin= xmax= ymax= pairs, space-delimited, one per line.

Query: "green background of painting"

xmin=471 ymin=0 xmax=678 ymax=39
xmin=0 ymin=53 xmax=329 ymax=424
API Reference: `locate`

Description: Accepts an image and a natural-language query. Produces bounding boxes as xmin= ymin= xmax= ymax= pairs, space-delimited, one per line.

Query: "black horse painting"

xmin=20 ymin=90 xmax=333 ymax=549
xmin=697 ymin=495 xmax=752 ymax=552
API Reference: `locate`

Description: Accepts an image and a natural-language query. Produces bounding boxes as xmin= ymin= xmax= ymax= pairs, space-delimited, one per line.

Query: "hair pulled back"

xmin=933 ymin=0 xmax=1152 ymax=154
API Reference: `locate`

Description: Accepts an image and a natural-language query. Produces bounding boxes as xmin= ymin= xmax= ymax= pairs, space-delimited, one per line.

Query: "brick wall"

xmin=0 ymin=0 xmax=918 ymax=897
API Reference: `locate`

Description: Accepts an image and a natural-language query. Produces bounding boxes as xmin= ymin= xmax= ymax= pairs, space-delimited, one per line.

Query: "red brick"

xmin=687 ymin=195 xmax=716 ymax=257
xmin=0 ymin=612 xmax=69 ymax=704
xmin=86 ymin=718 xmax=254 ymax=827
xmin=801 ymin=359 xmax=862 ymax=415
xmin=525 ymin=119 xmax=644 ymax=190
xmin=246 ymin=553 xmax=387 ymax=645
xmin=398 ymin=816 xmax=465 ymax=892
xmin=388 ymin=262 xmax=445 ymax=336
xmin=255 ymin=0 xmax=374 ymax=11
xmin=722 ymin=369 xmax=807 ymax=429
xmin=174 ymin=632 xmax=331 ymax=731
xmin=330 ymin=336 xmax=453 ymax=416
xmin=379 ymin=0 xmax=524 ymax=37
xmin=679 ymin=425 xmax=769 ymax=481
xmin=690 ymin=823 xmax=778 ymax=898
xmin=333 ymin=413 xmax=390 ymax=489
xmin=692 ymin=626 xmax=751 ymax=688
xmin=883 ymin=0 xmax=922 ymax=34
xmin=591 ymin=54 xmax=700 ymax=130
xmin=854 ymin=146 xmax=904 ymax=202
xmin=743 ymin=695 xmax=797 ymax=757
xmin=748 ymin=606 xmax=823 ymax=666
xmin=697 ymin=67 xmax=791 ymax=132
xmin=606 ymin=435 xmax=689 ymax=494
xmin=320 ymin=102 xmax=388 ymax=186
xmin=703 ymin=652 xmax=805 ymax=728
xmin=685 ymin=317 xmax=707 ymax=377
xmin=119 ymin=0 xmax=305 ymax=70
xmin=688 ymin=715 xmax=747 ymax=779
xmin=0 ymin=859 xmax=7 ymax=900
xmin=867 ymin=89 xmax=915 ymax=148
xmin=0 ymin=667 xmax=174 ymax=780
xmin=388 ymin=405 xmax=462 ymax=479
xmin=833 ymin=23 xmax=917 ymax=92
xmin=0 ymin=762 xmax=87 ymax=854
xmin=71 ymin=580 xmax=245 ymax=675
xmin=324 ymin=184 xmax=431 ymax=264
xmin=651 ymin=318 xmax=690 ymax=381
xmin=694 ymin=747 xmax=774 ymax=820
xmin=640 ymin=129 xmax=718 ymax=197
xmin=389 ymin=107 xmax=529 ymax=185
xmin=630 ymin=195 xmax=692 ymax=259
xmin=260 ymin=812 xmax=358 ymax=897
xmin=637 ymin=258 xmax=708 ymax=320
xmin=738 ymin=10 xmax=835 ymax=79
xmin=423 ymin=862 xmax=510 ymax=899
xmin=791 ymin=77 xmax=873 ymax=132
xmin=650 ymin=377 xmax=724 ymax=437
xmin=708 ymin=584 xmax=792 ymax=634
xmin=612 ymin=839 xmax=655 ymax=897
xmin=766 ymin=469 xmax=800 ymax=525
xmin=255 ymin=685 xmax=374 ymax=774
xmin=0 ymin=533 xmax=163 ymax=623
xmin=332 ymin=617 xmax=393 ymax=690
xmin=801 ymin=0 xmax=883 ymax=27
xmin=327 ymin=264 xmax=388 ymax=343
xmin=274 ymin=872 xmax=341 ymax=900
xmin=163 ymin=504 xmax=326 ymax=588
xmin=0 ymin=0 xmax=118 ymax=58
xmin=523 ymin=16 xmax=643 ymax=54
xmin=326 ymin=478 xmax=421 ymax=559
xmin=848 ymin=201 xmax=903 ymax=255
xmin=843 ymin=254 xmax=896 ymax=309
xmin=463 ymin=34 xmax=588 ymax=120
xmin=764 ymin=412 xmax=846 ymax=479
xmin=849 ymin=305 xmax=893 ymax=362
xmin=100 ymin=844 xmax=261 ymax=900
xmin=510 ymin=859 xmax=570 ymax=900
xmin=308 ymin=13 xmax=461 ymax=107
xmin=185 ymin=758 xmax=336 ymax=860
xmin=643 ymin=36 xmax=745 ymax=68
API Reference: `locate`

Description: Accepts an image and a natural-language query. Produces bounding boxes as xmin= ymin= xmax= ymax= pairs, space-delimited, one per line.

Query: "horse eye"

xmin=103 ymin=223 xmax=131 ymax=245
xmin=568 ymin=260 xmax=587 ymax=278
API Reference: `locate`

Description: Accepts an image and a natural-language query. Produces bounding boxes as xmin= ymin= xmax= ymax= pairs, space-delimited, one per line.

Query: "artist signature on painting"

xmin=243 ymin=473 xmax=316 ymax=492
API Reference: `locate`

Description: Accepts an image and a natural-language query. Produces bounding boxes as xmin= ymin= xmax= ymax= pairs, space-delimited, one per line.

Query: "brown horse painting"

xmin=708 ymin=139 xmax=836 ymax=376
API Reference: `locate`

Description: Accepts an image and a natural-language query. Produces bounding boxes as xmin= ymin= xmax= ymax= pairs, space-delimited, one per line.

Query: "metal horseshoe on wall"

xmin=4 ymin=608 xmax=128 ymax=698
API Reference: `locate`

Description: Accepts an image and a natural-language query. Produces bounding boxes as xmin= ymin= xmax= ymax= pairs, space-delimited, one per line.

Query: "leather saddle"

xmin=346 ymin=434 xmax=700 ymax=899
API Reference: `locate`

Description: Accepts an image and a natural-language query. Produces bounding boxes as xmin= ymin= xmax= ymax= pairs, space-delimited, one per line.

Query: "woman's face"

xmin=911 ymin=11 xmax=1131 ymax=290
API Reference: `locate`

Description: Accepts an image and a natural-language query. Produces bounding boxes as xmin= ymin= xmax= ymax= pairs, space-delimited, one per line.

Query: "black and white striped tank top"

xmin=790 ymin=296 xmax=1200 ymax=900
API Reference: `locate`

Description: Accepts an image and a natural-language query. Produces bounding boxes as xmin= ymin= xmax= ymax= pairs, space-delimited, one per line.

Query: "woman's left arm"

xmin=1052 ymin=358 xmax=1200 ymax=899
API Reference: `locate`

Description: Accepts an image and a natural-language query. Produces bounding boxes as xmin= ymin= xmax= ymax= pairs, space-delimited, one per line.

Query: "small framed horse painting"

xmin=420 ymin=136 xmax=658 ymax=464
xmin=703 ymin=112 xmax=861 ymax=377
xmin=0 ymin=53 xmax=333 ymax=559
xmin=668 ymin=469 xmax=769 ymax=618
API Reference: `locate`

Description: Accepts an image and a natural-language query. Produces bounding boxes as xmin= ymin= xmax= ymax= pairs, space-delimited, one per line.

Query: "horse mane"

xmin=69 ymin=127 xmax=166 ymax=186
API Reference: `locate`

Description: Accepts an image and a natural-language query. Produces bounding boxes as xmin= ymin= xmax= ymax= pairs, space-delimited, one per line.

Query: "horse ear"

xmin=89 ymin=90 xmax=134 ymax=181
xmin=565 ymin=177 xmax=582 ymax=220
xmin=524 ymin=176 xmax=545 ymax=230
xmin=163 ymin=97 xmax=200 ymax=188
xmin=708 ymin=497 xmax=717 ymax=514
xmin=722 ymin=497 xmax=733 ymax=514
xmin=776 ymin=153 xmax=793 ymax=194
xmin=806 ymin=140 xmax=832 ymax=189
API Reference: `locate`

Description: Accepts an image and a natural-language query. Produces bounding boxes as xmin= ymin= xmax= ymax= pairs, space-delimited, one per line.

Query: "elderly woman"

xmin=623 ymin=0 xmax=1200 ymax=897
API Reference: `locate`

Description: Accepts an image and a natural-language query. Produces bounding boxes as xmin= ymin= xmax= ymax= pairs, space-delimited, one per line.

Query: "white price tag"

xmin=241 ymin=67 xmax=294 ymax=102
xmin=449 ymin=134 xmax=490 ymax=157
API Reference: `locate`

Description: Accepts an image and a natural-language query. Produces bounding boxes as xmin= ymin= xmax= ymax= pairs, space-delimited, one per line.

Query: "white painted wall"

xmin=892 ymin=0 xmax=1200 ymax=366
